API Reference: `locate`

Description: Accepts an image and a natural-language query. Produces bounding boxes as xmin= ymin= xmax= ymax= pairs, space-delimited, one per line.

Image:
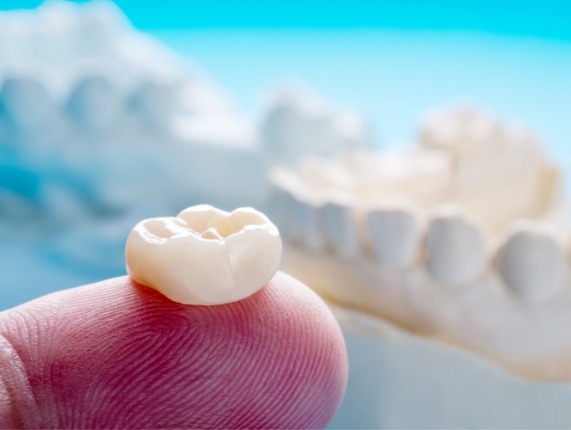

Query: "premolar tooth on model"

xmin=125 ymin=205 xmax=282 ymax=305
xmin=366 ymin=201 xmax=421 ymax=269
xmin=322 ymin=198 xmax=360 ymax=259
xmin=425 ymin=206 xmax=488 ymax=288
xmin=495 ymin=221 xmax=568 ymax=303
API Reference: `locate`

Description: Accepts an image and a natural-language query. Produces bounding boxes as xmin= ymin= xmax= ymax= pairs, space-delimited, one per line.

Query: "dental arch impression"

xmin=126 ymin=205 xmax=282 ymax=305
xmin=269 ymin=106 xmax=571 ymax=381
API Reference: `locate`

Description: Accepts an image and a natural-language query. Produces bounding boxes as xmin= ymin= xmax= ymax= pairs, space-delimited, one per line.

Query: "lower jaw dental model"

xmin=269 ymin=106 xmax=571 ymax=428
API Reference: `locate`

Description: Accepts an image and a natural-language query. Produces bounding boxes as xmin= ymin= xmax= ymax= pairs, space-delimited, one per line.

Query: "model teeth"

xmin=130 ymin=80 xmax=177 ymax=129
xmin=294 ymin=195 xmax=326 ymax=252
xmin=495 ymin=222 xmax=567 ymax=303
xmin=68 ymin=73 xmax=122 ymax=130
xmin=322 ymin=199 xmax=360 ymax=259
xmin=425 ymin=207 xmax=487 ymax=288
xmin=367 ymin=202 xmax=421 ymax=269
xmin=1 ymin=74 xmax=53 ymax=128
xmin=269 ymin=105 xmax=571 ymax=382
xmin=268 ymin=184 xmax=297 ymax=242
xmin=125 ymin=205 xmax=282 ymax=305
xmin=268 ymin=167 xmax=307 ymax=243
xmin=270 ymin=139 xmax=568 ymax=298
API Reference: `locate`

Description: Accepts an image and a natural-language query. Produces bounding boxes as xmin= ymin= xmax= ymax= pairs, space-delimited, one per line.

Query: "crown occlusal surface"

xmin=125 ymin=205 xmax=282 ymax=305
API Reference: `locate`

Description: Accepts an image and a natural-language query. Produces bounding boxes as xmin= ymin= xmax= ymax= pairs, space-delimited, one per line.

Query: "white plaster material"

xmin=126 ymin=205 xmax=282 ymax=305
xmin=425 ymin=207 xmax=487 ymax=288
xmin=366 ymin=202 xmax=421 ymax=269
xmin=496 ymin=221 xmax=568 ymax=304
xmin=328 ymin=303 xmax=571 ymax=429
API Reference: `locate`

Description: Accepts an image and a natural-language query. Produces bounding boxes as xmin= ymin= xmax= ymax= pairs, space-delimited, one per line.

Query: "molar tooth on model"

xmin=425 ymin=206 xmax=488 ymax=288
xmin=495 ymin=221 xmax=568 ymax=303
xmin=126 ymin=205 xmax=282 ymax=305
xmin=366 ymin=201 xmax=421 ymax=269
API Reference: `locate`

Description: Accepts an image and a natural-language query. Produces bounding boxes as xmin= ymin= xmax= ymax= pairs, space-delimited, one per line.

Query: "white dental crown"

xmin=126 ymin=205 xmax=282 ymax=305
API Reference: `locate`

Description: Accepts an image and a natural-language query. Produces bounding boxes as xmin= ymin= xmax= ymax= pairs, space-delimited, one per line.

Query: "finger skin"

xmin=0 ymin=271 xmax=347 ymax=429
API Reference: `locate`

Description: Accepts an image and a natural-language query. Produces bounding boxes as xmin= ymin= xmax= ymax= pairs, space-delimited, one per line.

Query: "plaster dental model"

xmin=0 ymin=0 xmax=244 ymax=224
xmin=0 ymin=2 xmax=372 ymax=229
xmin=269 ymin=105 xmax=571 ymax=428
xmin=0 ymin=1 xmax=371 ymax=285
xmin=126 ymin=205 xmax=282 ymax=305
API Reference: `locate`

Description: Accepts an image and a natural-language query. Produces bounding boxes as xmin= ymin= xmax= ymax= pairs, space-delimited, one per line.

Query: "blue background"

xmin=2 ymin=1 xmax=571 ymax=40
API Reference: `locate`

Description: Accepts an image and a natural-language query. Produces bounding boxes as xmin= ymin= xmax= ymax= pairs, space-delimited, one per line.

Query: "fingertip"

xmin=0 ymin=272 xmax=347 ymax=428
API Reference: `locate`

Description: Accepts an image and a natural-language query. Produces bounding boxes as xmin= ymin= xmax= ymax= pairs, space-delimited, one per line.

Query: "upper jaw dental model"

xmin=0 ymin=1 xmax=371 ymax=293
xmin=126 ymin=205 xmax=282 ymax=305
xmin=269 ymin=105 xmax=571 ymax=427
xmin=0 ymin=0 xmax=372 ymax=228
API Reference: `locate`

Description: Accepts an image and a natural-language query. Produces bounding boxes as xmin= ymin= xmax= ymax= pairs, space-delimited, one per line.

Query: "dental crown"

xmin=126 ymin=205 xmax=282 ymax=305
xmin=269 ymin=105 xmax=571 ymax=381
